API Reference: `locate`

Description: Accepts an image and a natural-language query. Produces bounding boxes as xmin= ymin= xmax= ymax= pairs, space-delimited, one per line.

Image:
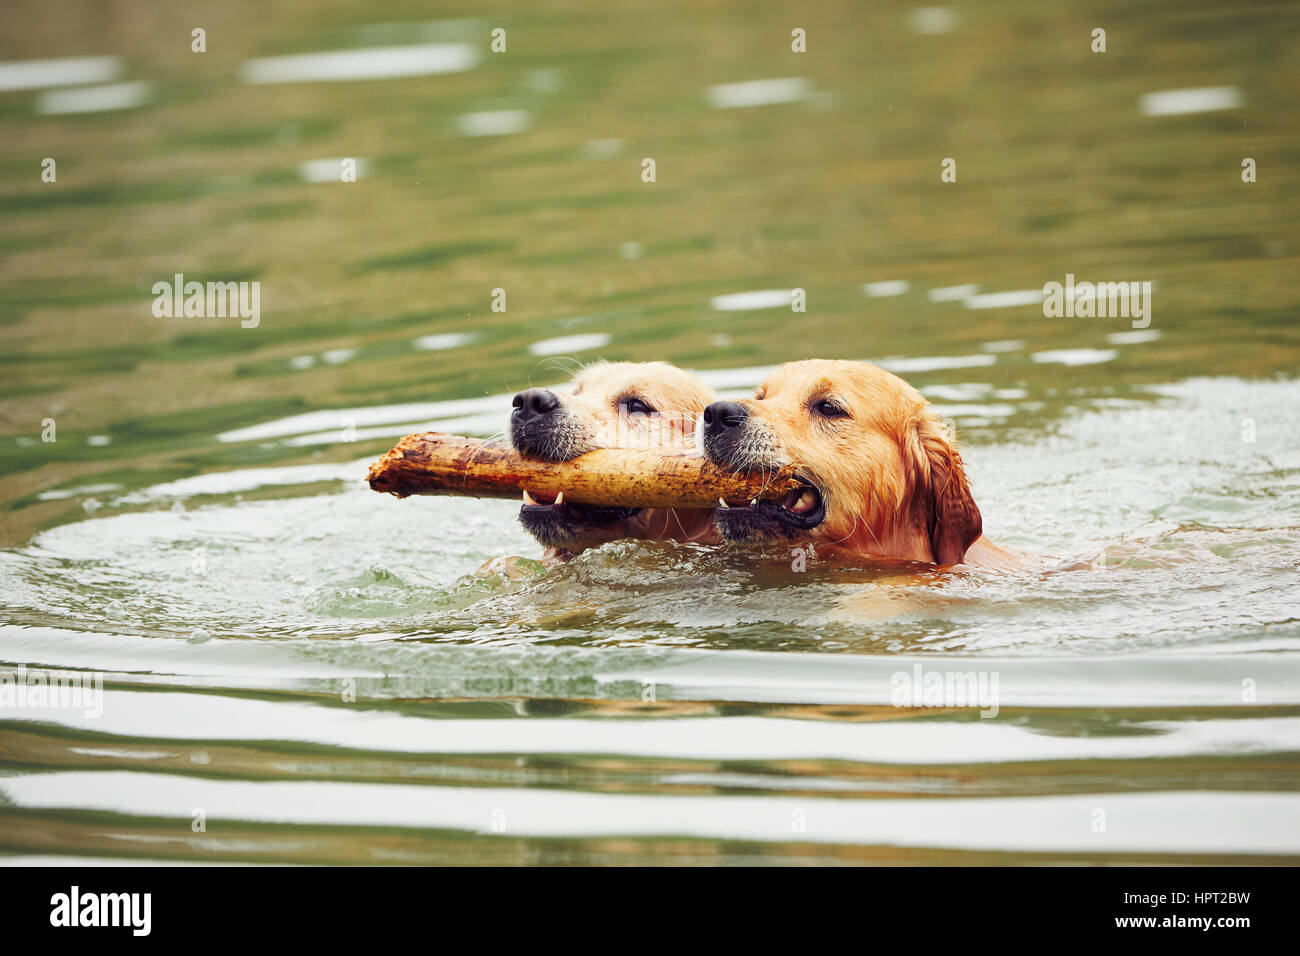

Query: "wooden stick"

xmin=367 ymin=433 xmax=802 ymax=508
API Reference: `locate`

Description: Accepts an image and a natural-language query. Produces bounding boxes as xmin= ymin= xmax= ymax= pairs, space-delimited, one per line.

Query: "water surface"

xmin=1 ymin=0 xmax=1298 ymax=864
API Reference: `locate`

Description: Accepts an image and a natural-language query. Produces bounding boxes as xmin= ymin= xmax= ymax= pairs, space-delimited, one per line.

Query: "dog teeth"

xmin=718 ymin=498 xmax=729 ymax=509
xmin=522 ymin=489 xmax=538 ymax=506
xmin=750 ymin=498 xmax=757 ymax=506
xmin=554 ymin=491 xmax=564 ymax=505
xmin=789 ymin=489 xmax=817 ymax=514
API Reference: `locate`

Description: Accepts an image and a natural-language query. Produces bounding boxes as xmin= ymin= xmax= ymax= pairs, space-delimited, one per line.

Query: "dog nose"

xmin=512 ymin=388 xmax=560 ymax=421
xmin=703 ymin=400 xmax=748 ymax=434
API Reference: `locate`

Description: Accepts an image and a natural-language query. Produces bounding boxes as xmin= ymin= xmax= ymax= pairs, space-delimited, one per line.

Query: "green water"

xmin=1 ymin=0 xmax=1299 ymax=864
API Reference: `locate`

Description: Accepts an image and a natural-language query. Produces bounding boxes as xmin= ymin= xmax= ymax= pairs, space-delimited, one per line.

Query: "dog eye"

xmin=619 ymin=397 xmax=656 ymax=417
xmin=812 ymin=399 xmax=848 ymax=419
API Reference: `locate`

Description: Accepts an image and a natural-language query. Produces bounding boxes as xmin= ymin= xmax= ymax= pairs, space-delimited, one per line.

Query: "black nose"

xmin=512 ymin=388 xmax=560 ymax=421
xmin=703 ymin=400 xmax=748 ymax=434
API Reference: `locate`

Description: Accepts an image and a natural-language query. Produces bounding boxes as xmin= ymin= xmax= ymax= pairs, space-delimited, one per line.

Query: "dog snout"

xmin=512 ymin=388 xmax=560 ymax=423
xmin=703 ymin=400 xmax=748 ymax=436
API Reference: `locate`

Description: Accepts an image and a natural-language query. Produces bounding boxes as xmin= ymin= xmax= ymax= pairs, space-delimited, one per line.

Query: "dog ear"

xmin=910 ymin=417 xmax=982 ymax=565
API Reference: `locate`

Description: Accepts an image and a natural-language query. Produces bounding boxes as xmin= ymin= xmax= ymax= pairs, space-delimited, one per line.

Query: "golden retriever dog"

xmin=698 ymin=359 xmax=1022 ymax=570
xmin=510 ymin=361 xmax=719 ymax=559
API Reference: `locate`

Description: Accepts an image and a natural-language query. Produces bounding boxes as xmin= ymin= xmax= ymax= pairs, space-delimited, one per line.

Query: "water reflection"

xmin=239 ymin=44 xmax=481 ymax=85
xmin=1 ymin=0 xmax=1298 ymax=865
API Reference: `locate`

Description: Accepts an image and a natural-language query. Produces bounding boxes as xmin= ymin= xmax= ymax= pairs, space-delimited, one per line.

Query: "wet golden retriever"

xmin=510 ymin=361 xmax=719 ymax=560
xmin=699 ymin=359 xmax=1021 ymax=569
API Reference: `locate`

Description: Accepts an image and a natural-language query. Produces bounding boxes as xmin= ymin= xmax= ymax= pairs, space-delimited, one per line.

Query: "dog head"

xmin=510 ymin=361 xmax=716 ymax=553
xmin=699 ymin=359 xmax=982 ymax=565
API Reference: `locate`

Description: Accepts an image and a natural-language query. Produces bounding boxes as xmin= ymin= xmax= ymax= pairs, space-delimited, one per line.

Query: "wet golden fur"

xmin=707 ymin=359 xmax=1019 ymax=569
xmin=520 ymin=361 xmax=719 ymax=558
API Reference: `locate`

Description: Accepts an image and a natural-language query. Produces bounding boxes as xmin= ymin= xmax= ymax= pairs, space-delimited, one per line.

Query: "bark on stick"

xmin=366 ymin=433 xmax=802 ymax=508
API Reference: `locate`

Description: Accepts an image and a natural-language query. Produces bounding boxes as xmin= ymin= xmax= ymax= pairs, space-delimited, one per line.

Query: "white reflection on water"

xmin=877 ymin=354 xmax=996 ymax=372
xmin=456 ymin=109 xmax=530 ymax=137
xmin=862 ymin=280 xmax=910 ymax=297
xmin=1140 ymin=86 xmax=1242 ymax=117
xmin=964 ymin=289 xmax=1045 ymax=309
xmin=217 ymin=395 xmax=512 ymax=442
xmin=9 ymin=686 xmax=1300 ymax=754
xmin=1108 ymin=329 xmax=1162 ymax=344
xmin=240 ymin=43 xmax=480 ymax=84
xmin=928 ymin=283 xmax=979 ymax=302
xmin=288 ymin=348 xmax=359 ymax=368
xmin=0 ymin=55 xmax=121 ymax=91
xmin=706 ymin=77 xmax=812 ymax=109
xmin=930 ymin=403 xmax=1016 ymax=419
xmin=528 ymin=332 xmax=611 ymax=355
xmin=5 ymin=772 xmax=1297 ymax=854
xmin=981 ymin=339 xmax=1025 ymax=352
xmin=36 ymin=482 xmax=123 ymax=502
xmin=114 ymin=462 xmax=364 ymax=503
xmin=281 ymin=413 xmax=503 ymax=447
xmin=920 ymin=383 xmax=997 ymax=401
xmin=36 ymin=81 xmax=150 ymax=115
xmin=711 ymin=290 xmax=795 ymax=310
xmin=413 ymin=332 xmax=477 ymax=351
xmin=1031 ymin=348 xmax=1118 ymax=366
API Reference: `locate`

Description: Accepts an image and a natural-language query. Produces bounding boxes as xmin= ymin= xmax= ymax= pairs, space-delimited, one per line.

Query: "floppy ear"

xmin=910 ymin=418 xmax=983 ymax=565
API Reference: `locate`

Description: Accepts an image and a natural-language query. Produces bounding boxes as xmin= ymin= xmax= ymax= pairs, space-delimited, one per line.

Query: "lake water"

xmin=1 ymin=0 xmax=1298 ymax=864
